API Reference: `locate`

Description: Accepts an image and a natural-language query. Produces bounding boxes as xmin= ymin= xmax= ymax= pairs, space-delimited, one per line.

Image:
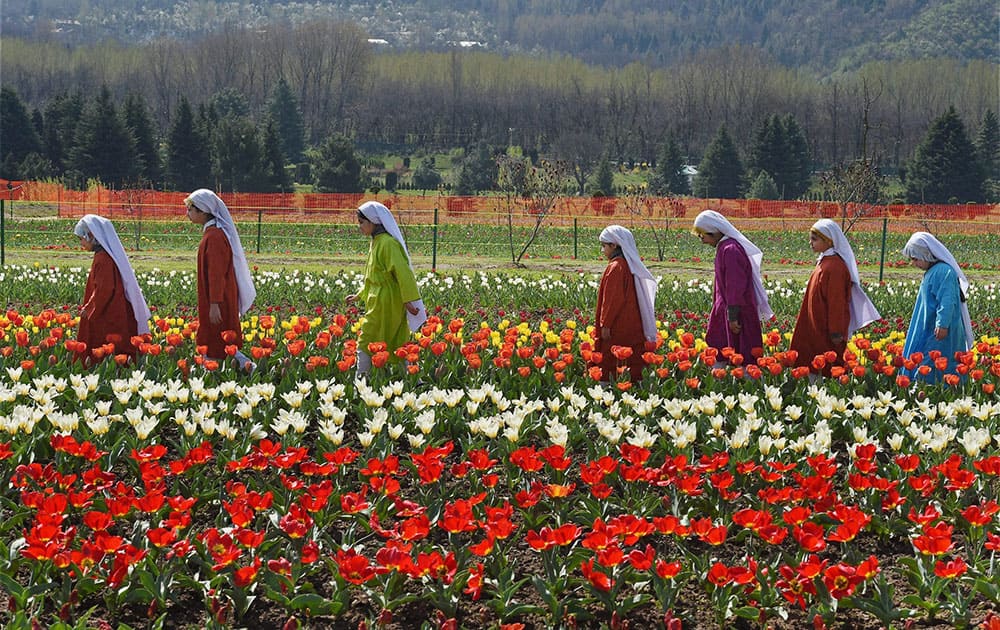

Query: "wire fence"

xmin=2 ymin=180 xmax=999 ymax=274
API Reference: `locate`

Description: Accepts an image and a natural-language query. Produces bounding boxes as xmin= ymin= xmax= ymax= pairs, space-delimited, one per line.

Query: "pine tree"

xmin=166 ymin=97 xmax=212 ymax=191
xmin=122 ymin=92 xmax=162 ymax=187
xmin=977 ymin=109 xmax=1000 ymax=202
xmin=748 ymin=115 xmax=786 ymax=194
xmin=268 ymin=78 xmax=306 ymax=163
xmin=747 ymin=171 xmax=780 ymax=200
xmin=312 ymin=134 xmax=364 ymax=193
xmin=68 ymin=86 xmax=138 ymax=188
xmin=260 ymin=118 xmax=292 ymax=192
xmin=412 ymin=157 xmax=443 ymax=190
xmin=905 ymin=106 xmax=984 ymax=203
xmin=212 ymin=115 xmax=265 ymax=192
xmin=456 ymin=142 xmax=498 ymax=195
xmin=0 ymin=87 xmax=42 ymax=179
xmin=42 ymin=92 xmax=84 ymax=176
xmin=693 ymin=125 xmax=744 ymax=199
xmin=782 ymin=114 xmax=811 ymax=199
xmin=588 ymin=153 xmax=615 ymax=195
xmin=747 ymin=114 xmax=811 ymax=199
xmin=653 ymin=134 xmax=690 ymax=195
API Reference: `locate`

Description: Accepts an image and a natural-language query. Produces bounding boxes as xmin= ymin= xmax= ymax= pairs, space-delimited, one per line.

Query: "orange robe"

xmin=790 ymin=254 xmax=851 ymax=374
xmin=197 ymin=226 xmax=242 ymax=359
xmin=77 ymin=250 xmax=138 ymax=364
xmin=593 ymin=256 xmax=647 ymax=382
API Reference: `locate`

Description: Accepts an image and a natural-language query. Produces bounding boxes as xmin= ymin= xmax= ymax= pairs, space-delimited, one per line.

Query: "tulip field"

xmin=1 ymin=261 xmax=1000 ymax=629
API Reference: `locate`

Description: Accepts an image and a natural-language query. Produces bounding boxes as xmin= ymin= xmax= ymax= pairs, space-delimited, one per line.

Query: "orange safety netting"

xmin=2 ymin=180 xmax=997 ymax=234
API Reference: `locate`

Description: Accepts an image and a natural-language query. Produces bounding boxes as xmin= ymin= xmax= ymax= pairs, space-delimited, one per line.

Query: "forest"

xmin=1 ymin=2 xmax=998 ymax=203
xmin=3 ymin=0 xmax=996 ymax=72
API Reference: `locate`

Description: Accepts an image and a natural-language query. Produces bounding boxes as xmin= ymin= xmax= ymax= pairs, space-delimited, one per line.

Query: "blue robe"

xmin=901 ymin=261 xmax=968 ymax=383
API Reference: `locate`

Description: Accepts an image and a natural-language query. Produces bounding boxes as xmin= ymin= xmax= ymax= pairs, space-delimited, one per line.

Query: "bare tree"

xmin=812 ymin=77 xmax=887 ymax=233
xmin=117 ymin=179 xmax=151 ymax=251
xmin=620 ymin=184 xmax=686 ymax=262
xmin=497 ymin=155 xmax=569 ymax=266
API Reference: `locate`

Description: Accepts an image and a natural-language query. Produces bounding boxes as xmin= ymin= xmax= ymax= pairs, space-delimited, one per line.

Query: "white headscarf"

xmin=902 ymin=231 xmax=973 ymax=350
xmin=693 ymin=210 xmax=774 ymax=321
xmin=74 ymin=214 xmax=151 ymax=335
xmin=358 ymin=201 xmax=427 ymax=331
xmin=811 ymin=219 xmax=880 ymax=336
xmin=185 ymin=189 xmax=257 ymax=316
xmin=599 ymin=225 xmax=658 ymax=343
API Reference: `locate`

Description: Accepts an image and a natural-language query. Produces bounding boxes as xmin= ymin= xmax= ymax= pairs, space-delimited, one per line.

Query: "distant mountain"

xmin=3 ymin=0 xmax=996 ymax=73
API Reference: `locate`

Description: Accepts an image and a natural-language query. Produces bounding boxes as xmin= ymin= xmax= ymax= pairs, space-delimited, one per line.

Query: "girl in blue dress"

xmin=900 ymin=232 xmax=973 ymax=383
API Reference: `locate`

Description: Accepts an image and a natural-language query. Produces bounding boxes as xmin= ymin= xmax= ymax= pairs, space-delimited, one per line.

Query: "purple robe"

xmin=706 ymin=238 xmax=763 ymax=364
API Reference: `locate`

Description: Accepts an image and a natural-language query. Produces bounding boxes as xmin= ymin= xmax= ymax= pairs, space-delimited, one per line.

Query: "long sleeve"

xmin=384 ymin=242 xmax=421 ymax=304
xmin=82 ymin=253 xmax=118 ymax=319
xmin=597 ymin=259 xmax=632 ymax=329
xmin=718 ymin=241 xmax=753 ymax=309
xmin=202 ymin=230 xmax=234 ymax=304
xmin=932 ymin=266 xmax=960 ymax=330
xmin=821 ymin=257 xmax=852 ymax=337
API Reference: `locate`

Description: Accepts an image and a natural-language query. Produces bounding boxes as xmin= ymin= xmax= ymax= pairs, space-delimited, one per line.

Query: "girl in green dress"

xmin=346 ymin=201 xmax=426 ymax=375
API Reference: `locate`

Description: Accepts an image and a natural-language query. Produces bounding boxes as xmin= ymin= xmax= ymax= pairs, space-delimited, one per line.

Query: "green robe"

xmin=357 ymin=233 xmax=421 ymax=354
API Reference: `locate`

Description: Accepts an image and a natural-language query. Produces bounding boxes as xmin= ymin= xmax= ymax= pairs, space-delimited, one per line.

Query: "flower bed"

xmin=0 ymin=269 xmax=999 ymax=629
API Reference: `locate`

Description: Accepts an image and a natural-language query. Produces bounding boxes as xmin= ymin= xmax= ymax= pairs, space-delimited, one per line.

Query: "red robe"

xmin=790 ymin=254 xmax=851 ymax=374
xmin=76 ymin=250 xmax=138 ymax=364
xmin=593 ymin=256 xmax=647 ymax=382
xmin=197 ymin=226 xmax=242 ymax=359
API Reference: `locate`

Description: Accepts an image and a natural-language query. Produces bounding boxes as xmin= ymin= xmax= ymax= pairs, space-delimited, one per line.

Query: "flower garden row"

xmin=1 ymin=267 xmax=1000 ymax=628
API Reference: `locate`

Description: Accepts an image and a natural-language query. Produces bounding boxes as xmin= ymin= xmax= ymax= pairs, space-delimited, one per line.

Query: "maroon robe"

xmin=77 ymin=250 xmax=138 ymax=364
xmin=790 ymin=254 xmax=852 ymax=374
xmin=593 ymin=256 xmax=647 ymax=382
xmin=197 ymin=226 xmax=242 ymax=359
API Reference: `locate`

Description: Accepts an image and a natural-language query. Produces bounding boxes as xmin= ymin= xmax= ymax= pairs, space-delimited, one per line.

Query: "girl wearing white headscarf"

xmin=346 ymin=201 xmax=426 ymax=374
xmin=900 ymin=231 xmax=973 ymax=383
xmin=692 ymin=210 xmax=773 ymax=364
xmin=73 ymin=214 xmax=152 ymax=365
xmin=789 ymin=219 xmax=881 ymax=375
xmin=185 ymin=189 xmax=256 ymax=371
xmin=592 ymin=225 xmax=658 ymax=382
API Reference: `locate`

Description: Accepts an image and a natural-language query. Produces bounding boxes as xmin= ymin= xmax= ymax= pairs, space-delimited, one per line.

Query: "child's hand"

xmin=405 ymin=301 xmax=419 ymax=315
xmin=209 ymin=303 xmax=222 ymax=325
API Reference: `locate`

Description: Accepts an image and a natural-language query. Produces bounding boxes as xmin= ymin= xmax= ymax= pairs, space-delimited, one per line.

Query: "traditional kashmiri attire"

xmin=74 ymin=215 xmax=151 ymax=366
xmin=693 ymin=211 xmax=773 ymax=364
xmin=900 ymin=232 xmax=972 ymax=383
xmin=186 ymin=189 xmax=256 ymax=362
xmin=593 ymin=225 xmax=658 ymax=383
xmin=790 ymin=219 xmax=880 ymax=374
xmin=356 ymin=202 xmax=426 ymax=368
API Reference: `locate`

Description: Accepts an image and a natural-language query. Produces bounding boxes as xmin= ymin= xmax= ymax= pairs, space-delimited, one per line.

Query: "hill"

xmin=3 ymin=0 xmax=996 ymax=73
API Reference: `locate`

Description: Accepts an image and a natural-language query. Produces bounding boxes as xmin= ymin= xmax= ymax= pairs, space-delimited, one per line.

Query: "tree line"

xmin=5 ymin=0 xmax=994 ymax=74
xmin=1 ymin=23 xmax=997 ymax=202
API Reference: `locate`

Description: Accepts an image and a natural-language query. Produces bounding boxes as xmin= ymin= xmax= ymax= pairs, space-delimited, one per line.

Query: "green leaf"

xmin=734 ymin=605 xmax=760 ymax=620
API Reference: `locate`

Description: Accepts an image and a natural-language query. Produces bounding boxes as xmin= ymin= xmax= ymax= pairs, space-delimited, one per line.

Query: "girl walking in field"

xmin=789 ymin=219 xmax=880 ymax=376
xmin=592 ymin=225 xmax=658 ymax=383
xmin=346 ymin=201 xmax=426 ymax=375
xmin=692 ymin=210 xmax=773 ymax=366
xmin=73 ymin=214 xmax=152 ymax=366
xmin=184 ymin=189 xmax=257 ymax=372
xmin=900 ymin=231 xmax=972 ymax=383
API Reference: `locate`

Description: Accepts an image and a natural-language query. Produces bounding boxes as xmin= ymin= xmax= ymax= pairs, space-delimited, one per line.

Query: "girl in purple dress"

xmin=692 ymin=210 xmax=773 ymax=365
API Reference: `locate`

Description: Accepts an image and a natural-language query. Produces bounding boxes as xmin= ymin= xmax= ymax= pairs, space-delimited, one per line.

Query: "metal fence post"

xmin=256 ymin=207 xmax=263 ymax=255
xmin=879 ymin=217 xmax=888 ymax=284
xmin=432 ymin=206 xmax=439 ymax=272
xmin=1 ymin=199 xmax=5 ymax=267
xmin=573 ymin=218 xmax=578 ymax=260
